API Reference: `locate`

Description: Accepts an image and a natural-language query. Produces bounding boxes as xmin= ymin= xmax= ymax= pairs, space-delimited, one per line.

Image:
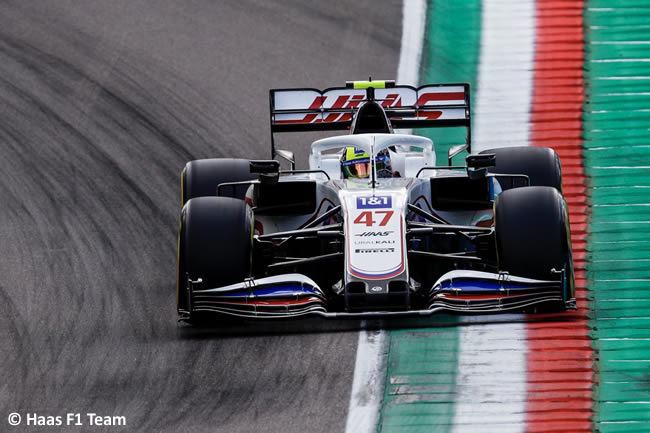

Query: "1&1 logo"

xmin=357 ymin=196 xmax=392 ymax=209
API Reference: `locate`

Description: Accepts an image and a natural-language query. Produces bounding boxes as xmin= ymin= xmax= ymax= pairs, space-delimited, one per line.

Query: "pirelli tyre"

xmin=181 ymin=158 xmax=256 ymax=204
xmin=481 ymin=146 xmax=563 ymax=192
xmin=176 ymin=196 xmax=253 ymax=315
xmin=495 ymin=186 xmax=574 ymax=312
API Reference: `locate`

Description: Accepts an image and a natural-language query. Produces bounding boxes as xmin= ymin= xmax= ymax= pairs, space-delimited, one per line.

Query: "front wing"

xmin=181 ymin=270 xmax=575 ymax=320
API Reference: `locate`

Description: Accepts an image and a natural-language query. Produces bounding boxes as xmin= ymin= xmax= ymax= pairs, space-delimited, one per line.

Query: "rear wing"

xmin=269 ymin=81 xmax=471 ymax=162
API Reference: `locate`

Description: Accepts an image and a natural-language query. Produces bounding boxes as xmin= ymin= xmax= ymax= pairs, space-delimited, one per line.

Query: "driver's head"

xmin=341 ymin=147 xmax=393 ymax=179
xmin=341 ymin=147 xmax=371 ymax=179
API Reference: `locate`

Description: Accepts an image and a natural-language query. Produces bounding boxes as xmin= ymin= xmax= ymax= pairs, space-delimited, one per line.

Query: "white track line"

xmin=344 ymin=2 xmax=426 ymax=433
xmin=396 ymin=0 xmax=427 ymax=87
xmin=343 ymin=327 xmax=388 ymax=433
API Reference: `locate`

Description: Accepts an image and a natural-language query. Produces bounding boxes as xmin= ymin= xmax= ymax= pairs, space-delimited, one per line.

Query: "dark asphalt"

xmin=0 ymin=1 xmax=401 ymax=432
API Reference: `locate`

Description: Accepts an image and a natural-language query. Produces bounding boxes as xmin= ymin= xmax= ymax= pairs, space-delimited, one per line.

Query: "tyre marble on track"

xmin=0 ymin=1 xmax=400 ymax=431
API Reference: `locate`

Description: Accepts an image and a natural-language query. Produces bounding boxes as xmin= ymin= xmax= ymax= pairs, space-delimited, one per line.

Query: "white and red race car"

xmin=176 ymin=80 xmax=575 ymax=322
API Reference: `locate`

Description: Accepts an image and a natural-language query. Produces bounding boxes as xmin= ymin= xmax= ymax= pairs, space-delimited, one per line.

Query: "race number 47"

xmin=353 ymin=211 xmax=394 ymax=227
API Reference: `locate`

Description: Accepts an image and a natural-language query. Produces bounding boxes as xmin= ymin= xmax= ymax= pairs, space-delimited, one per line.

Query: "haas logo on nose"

xmin=356 ymin=231 xmax=393 ymax=237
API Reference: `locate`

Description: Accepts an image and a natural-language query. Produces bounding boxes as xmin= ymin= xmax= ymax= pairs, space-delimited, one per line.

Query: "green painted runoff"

xmin=584 ymin=2 xmax=650 ymax=431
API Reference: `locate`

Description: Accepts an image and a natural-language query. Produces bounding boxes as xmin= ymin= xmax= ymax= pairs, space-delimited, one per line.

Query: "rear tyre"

xmin=481 ymin=146 xmax=562 ymax=191
xmin=495 ymin=186 xmax=574 ymax=312
xmin=182 ymin=158 xmax=256 ymax=204
xmin=177 ymin=197 xmax=253 ymax=314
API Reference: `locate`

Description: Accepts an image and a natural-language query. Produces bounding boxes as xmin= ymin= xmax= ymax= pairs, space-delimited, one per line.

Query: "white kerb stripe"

xmin=451 ymin=322 xmax=528 ymax=433
xmin=344 ymin=2 xmax=427 ymax=433
xmin=451 ymin=0 xmax=535 ymax=432
xmin=473 ymin=0 xmax=535 ymax=152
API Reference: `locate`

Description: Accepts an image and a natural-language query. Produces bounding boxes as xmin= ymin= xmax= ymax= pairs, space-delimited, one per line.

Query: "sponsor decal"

xmin=354 ymin=240 xmax=396 ymax=245
xmin=355 ymin=248 xmax=395 ymax=254
xmin=276 ymin=94 xmax=364 ymax=124
xmin=355 ymin=231 xmax=394 ymax=237
xmin=381 ymin=94 xmax=402 ymax=108
xmin=274 ymin=87 xmax=466 ymax=124
xmin=357 ymin=196 xmax=392 ymax=209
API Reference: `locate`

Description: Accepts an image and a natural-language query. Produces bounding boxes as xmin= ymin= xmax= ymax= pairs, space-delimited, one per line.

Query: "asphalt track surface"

xmin=0 ymin=1 xmax=401 ymax=432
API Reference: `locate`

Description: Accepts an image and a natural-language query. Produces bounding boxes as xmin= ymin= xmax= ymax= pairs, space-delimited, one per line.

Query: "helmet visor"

xmin=342 ymin=160 xmax=371 ymax=179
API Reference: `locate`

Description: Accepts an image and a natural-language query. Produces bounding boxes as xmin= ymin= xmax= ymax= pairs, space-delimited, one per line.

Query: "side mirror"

xmin=466 ymin=153 xmax=496 ymax=169
xmin=250 ymin=160 xmax=280 ymax=184
xmin=250 ymin=160 xmax=280 ymax=174
xmin=466 ymin=154 xmax=495 ymax=181
xmin=274 ymin=149 xmax=296 ymax=170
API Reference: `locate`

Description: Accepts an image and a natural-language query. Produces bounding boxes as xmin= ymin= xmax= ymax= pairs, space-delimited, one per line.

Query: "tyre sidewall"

xmin=177 ymin=197 xmax=252 ymax=310
xmin=495 ymin=186 xmax=568 ymax=281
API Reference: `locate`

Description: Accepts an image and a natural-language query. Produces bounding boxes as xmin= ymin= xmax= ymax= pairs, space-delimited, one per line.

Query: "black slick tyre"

xmin=177 ymin=196 xmax=252 ymax=314
xmin=181 ymin=158 xmax=256 ymax=204
xmin=481 ymin=146 xmax=563 ymax=192
xmin=495 ymin=186 xmax=574 ymax=311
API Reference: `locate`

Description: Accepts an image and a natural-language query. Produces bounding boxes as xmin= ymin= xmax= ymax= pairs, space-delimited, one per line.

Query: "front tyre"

xmin=177 ymin=197 xmax=253 ymax=315
xmin=495 ymin=186 xmax=574 ymax=311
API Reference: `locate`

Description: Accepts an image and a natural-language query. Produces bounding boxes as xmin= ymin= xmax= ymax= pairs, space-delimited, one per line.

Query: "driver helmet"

xmin=341 ymin=147 xmax=392 ymax=179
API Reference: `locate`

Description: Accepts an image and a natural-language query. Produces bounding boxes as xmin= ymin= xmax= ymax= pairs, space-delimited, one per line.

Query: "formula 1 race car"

xmin=176 ymin=80 xmax=575 ymax=321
